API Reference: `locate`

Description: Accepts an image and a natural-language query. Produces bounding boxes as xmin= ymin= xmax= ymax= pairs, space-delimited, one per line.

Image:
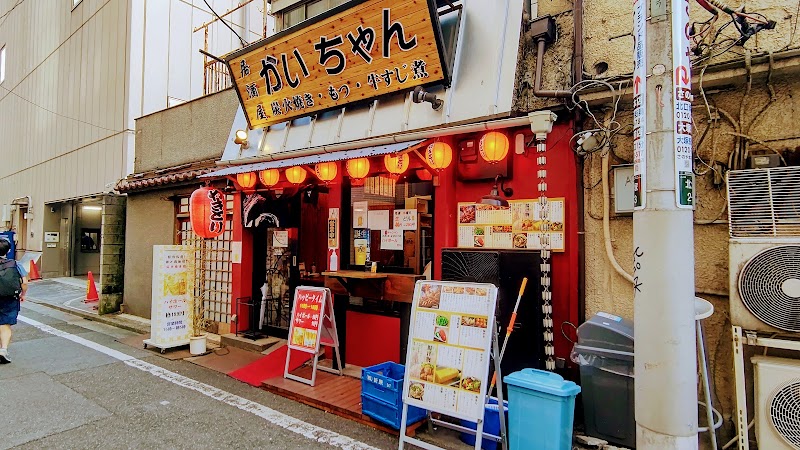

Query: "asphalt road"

xmin=1 ymin=291 xmax=417 ymax=450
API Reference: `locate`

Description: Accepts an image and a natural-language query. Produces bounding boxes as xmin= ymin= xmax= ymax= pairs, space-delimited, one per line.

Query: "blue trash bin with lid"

xmin=504 ymin=368 xmax=581 ymax=450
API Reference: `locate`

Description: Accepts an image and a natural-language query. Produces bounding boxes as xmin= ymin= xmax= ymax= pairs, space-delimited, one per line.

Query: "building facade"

xmin=0 ymin=0 xmax=270 ymax=311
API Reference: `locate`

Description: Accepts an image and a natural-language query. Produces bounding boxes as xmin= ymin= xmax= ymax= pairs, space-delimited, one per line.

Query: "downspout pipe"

xmin=533 ymin=39 xmax=572 ymax=98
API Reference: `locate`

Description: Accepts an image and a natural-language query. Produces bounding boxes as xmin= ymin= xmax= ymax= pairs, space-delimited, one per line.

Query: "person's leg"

xmin=0 ymin=324 xmax=10 ymax=349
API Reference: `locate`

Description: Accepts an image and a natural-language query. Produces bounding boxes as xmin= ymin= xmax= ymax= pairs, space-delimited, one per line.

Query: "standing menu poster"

xmin=287 ymin=287 xmax=327 ymax=352
xmin=147 ymin=245 xmax=195 ymax=349
xmin=457 ymin=198 xmax=566 ymax=252
xmin=402 ymin=281 xmax=498 ymax=421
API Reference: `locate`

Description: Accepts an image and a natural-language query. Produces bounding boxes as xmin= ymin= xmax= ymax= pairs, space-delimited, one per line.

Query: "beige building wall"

xmin=0 ymin=0 xmax=269 ymax=264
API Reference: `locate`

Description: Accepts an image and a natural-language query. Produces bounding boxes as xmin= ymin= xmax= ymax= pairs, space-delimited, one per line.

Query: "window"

xmin=279 ymin=0 xmax=350 ymax=30
xmin=0 ymin=46 xmax=5 ymax=84
xmin=80 ymin=229 xmax=100 ymax=253
xmin=345 ymin=178 xmax=434 ymax=275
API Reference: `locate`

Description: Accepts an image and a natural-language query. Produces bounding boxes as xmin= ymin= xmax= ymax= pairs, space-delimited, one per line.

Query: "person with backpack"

xmin=0 ymin=238 xmax=28 ymax=364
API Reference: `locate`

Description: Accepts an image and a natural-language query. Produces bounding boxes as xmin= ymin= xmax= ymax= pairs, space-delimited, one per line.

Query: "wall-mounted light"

xmin=234 ymin=129 xmax=249 ymax=149
xmin=479 ymin=175 xmax=513 ymax=207
xmin=82 ymin=205 xmax=102 ymax=211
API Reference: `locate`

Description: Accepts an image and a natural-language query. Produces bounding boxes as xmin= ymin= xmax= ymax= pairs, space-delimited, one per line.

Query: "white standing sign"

xmin=144 ymin=246 xmax=195 ymax=352
xmin=633 ymin=0 xmax=647 ymax=210
xmin=400 ymin=281 xmax=500 ymax=450
xmin=672 ymin=0 xmax=694 ymax=209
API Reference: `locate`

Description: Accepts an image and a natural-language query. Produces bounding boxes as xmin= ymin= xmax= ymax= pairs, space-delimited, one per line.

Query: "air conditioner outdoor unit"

xmin=752 ymin=356 xmax=800 ymax=449
xmin=728 ymin=167 xmax=800 ymax=334
xmin=1 ymin=205 xmax=10 ymax=223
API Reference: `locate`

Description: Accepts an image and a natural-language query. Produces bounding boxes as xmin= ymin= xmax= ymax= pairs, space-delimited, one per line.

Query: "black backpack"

xmin=0 ymin=258 xmax=22 ymax=298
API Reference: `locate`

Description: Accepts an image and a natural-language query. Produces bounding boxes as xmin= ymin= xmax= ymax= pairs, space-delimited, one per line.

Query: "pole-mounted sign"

xmin=672 ymin=0 xmax=694 ymax=209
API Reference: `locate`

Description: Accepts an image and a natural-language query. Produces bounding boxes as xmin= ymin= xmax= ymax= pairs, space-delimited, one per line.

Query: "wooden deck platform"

xmin=261 ymin=366 xmax=425 ymax=436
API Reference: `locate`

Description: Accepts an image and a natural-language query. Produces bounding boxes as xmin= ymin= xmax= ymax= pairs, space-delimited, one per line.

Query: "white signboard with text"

xmin=402 ymin=280 xmax=498 ymax=421
xmin=145 ymin=246 xmax=195 ymax=351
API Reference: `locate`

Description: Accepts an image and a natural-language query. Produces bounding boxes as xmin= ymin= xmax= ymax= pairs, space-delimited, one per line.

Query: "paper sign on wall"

xmin=394 ymin=209 xmax=418 ymax=230
xmin=231 ymin=241 xmax=243 ymax=263
xmin=368 ymin=210 xmax=390 ymax=230
xmin=381 ymin=229 xmax=404 ymax=250
xmin=353 ymin=201 xmax=369 ymax=229
xmin=273 ymin=230 xmax=289 ymax=248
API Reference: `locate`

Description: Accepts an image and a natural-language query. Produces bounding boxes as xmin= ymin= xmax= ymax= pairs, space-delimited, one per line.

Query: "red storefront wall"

xmin=433 ymin=122 xmax=579 ymax=361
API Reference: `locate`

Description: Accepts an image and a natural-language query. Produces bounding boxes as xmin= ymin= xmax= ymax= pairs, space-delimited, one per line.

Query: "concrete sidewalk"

xmin=26 ymin=278 xmax=150 ymax=335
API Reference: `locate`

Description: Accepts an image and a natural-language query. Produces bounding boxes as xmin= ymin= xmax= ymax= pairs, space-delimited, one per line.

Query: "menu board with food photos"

xmin=402 ymin=280 xmax=498 ymax=422
xmin=456 ymin=198 xmax=566 ymax=252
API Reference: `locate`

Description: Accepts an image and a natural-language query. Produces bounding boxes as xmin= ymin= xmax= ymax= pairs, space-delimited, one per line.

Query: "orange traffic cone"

xmin=84 ymin=271 xmax=99 ymax=303
xmin=28 ymin=260 xmax=42 ymax=281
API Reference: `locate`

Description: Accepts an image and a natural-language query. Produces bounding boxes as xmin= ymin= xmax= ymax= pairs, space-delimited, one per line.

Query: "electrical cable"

xmin=0 ymin=84 xmax=127 ymax=133
xmin=203 ymin=0 xmax=247 ymax=48
xmin=0 ymin=0 xmax=23 ymax=29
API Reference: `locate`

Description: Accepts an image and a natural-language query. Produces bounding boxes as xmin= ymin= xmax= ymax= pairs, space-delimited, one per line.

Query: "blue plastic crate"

xmin=361 ymin=361 xmax=406 ymax=407
xmin=362 ymin=392 xmax=427 ymax=430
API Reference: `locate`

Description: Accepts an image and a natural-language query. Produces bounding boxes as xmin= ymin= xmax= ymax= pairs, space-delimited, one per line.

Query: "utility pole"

xmin=632 ymin=0 xmax=698 ymax=446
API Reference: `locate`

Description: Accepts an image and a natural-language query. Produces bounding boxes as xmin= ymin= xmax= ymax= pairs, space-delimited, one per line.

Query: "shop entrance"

xmin=73 ymin=201 xmax=102 ymax=276
xmin=247 ymin=191 xmax=303 ymax=339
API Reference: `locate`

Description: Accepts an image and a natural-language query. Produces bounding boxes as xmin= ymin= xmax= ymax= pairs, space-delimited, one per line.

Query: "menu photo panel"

xmin=403 ymin=280 xmax=498 ymax=422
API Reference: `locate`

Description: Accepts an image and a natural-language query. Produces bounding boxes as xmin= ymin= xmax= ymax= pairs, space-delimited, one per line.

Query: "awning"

xmin=200 ymin=140 xmax=426 ymax=178
xmin=116 ymin=160 xmax=221 ymax=193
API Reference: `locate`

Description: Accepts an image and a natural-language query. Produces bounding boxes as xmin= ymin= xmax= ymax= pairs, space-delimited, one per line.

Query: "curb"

xmin=28 ymin=300 xmax=149 ymax=335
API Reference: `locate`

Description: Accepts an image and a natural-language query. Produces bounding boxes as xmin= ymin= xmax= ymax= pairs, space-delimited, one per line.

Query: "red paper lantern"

xmin=190 ymin=186 xmax=226 ymax=239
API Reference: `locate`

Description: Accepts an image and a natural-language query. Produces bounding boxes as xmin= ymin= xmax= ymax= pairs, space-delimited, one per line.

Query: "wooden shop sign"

xmin=225 ymin=0 xmax=449 ymax=128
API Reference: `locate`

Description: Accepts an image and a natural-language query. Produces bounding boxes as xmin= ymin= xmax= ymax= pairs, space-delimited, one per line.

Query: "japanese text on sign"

xmin=225 ymin=0 xmax=448 ymax=128
xmin=632 ymin=0 xmax=647 ymax=210
xmin=289 ymin=288 xmax=325 ymax=351
xmin=672 ymin=0 xmax=694 ymax=208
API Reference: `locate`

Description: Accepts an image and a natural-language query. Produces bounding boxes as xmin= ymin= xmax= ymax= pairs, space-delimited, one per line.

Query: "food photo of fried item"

xmin=513 ymin=233 xmax=528 ymax=249
xmin=418 ymin=283 xmax=441 ymax=309
xmin=418 ymin=362 xmax=435 ymax=382
xmin=461 ymin=316 xmax=488 ymax=328
xmin=474 ymin=235 xmax=485 ymax=247
xmin=409 ymin=382 xmax=425 ymax=400
xmin=459 ymin=205 xmax=476 ymax=224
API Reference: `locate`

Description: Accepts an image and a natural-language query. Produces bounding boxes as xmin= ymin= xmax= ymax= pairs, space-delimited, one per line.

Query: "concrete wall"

xmin=134 ymin=88 xmax=240 ymax=173
xmin=121 ymin=190 xmax=180 ymax=319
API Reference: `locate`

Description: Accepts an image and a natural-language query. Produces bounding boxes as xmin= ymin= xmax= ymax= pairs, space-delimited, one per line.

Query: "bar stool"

xmin=695 ymin=297 xmax=722 ymax=449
